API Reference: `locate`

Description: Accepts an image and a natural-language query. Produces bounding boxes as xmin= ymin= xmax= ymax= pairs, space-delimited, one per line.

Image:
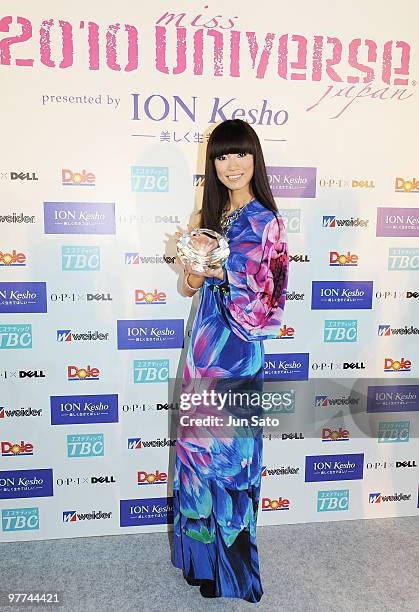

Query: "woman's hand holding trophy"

xmin=175 ymin=226 xmax=230 ymax=279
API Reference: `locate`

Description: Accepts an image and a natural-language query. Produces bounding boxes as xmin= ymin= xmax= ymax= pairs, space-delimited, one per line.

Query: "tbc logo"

xmin=378 ymin=420 xmax=410 ymax=443
xmin=62 ymin=246 xmax=100 ymax=271
xmin=67 ymin=365 xmax=100 ymax=381
xmin=62 ymin=169 xmax=95 ymax=186
xmin=131 ymin=166 xmax=168 ymax=192
xmin=137 ymin=470 xmax=168 ymax=485
xmin=1 ymin=507 xmax=39 ymax=531
xmin=317 ymin=490 xmax=349 ymax=512
xmin=261 ymin=497 xmax=290 ymax=511
xmin=134 ymin=360 xmax=169 ymax=383
xmin=0 ymin=324 xmax=32 ymax=349
xmin=1 ymin=440 xmax=34 ymax=456
xmin=384 ymin=357 xmax=411 ymax=372
xmin=67 ymin=434 xmax=104 ymax=457
xmin=0 ymin=250 xmax=26 ymax=266
xmin=324 ymin=320 xmax=358 ymax=343
xmin=395 ymin=177 xmax=419 ymax=193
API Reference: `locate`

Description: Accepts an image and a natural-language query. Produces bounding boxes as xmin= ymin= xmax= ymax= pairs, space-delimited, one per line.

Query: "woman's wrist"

xmin=184 ymin=272 xmax=204 ymax=291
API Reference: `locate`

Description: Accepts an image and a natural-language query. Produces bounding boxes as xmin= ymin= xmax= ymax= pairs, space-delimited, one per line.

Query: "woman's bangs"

xmin=209 ymin=123 xmax=256 ymax=159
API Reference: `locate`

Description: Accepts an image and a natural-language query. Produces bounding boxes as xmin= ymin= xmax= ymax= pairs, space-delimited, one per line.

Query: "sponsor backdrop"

xmin=0 ymin=0 xmax=418 ymax=542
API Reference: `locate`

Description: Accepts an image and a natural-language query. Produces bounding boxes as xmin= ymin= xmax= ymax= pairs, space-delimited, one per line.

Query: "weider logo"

xmin=369 ymin=492 xmax=411 ymax=504
xmin=63 ymin=509 xmax=112 ymax=522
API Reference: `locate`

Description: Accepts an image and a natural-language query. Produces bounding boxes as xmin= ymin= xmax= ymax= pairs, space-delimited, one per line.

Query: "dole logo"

xmin=0 ymin=250 xmax=26 ymax=266
xmin=1 ymin=440 xmax=34 ymax=456
xmin=62 ymin=169 xmax=95 ymax=186
xmin=135 ymin=289 xmax=166 ymax=305
xmin=262 ymin=497 xmax=290 ymax=511
xmin=278 ymin=324 xmax=295 ymax=339
xmin=329 ymin=251 xmax=358 ymax=266
xmin=137 ymin=470 xmax=168 ymax=485
xmin=395 ymin=177 xmax=419 ymax=193
xmin=384 ymin=357 xmax=411 ymax=372
xmin=322 ymin=427 xmax=350 ymax=442
xmin=67 ymin=365 xmax=100 ymax=381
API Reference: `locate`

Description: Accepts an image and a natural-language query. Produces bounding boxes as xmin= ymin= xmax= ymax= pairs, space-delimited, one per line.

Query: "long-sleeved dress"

xmin=172 ymin=199 xmax=289 ymax=603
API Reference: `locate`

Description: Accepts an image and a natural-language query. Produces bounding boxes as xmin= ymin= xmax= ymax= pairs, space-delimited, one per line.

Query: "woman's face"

xmin=214 ymin=152 xmax=254 ymax=193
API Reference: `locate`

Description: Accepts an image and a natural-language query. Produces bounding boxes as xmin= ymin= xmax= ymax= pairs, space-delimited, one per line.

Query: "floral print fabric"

xmin=172 ymin=200 xmax=289 ymax=602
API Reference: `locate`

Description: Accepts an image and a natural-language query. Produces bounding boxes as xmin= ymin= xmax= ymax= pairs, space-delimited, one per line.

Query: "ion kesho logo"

xmin=0 ymin=282 xmax=47 ymax=314
xmin=51 ymin=394 xmax=118 ymax=425
xmin=120 ymin=497 xmax=173 ymax=527
xmin=43 ymin=202 xmax=115 ymax=235
xmin=305 ymin=453 xmax=364 ymax=482
xmin=376 ymin=207 xmax=419 ymax=237
xmin=311 ymin=281 xmax=373 ymax=310
xmin=0 ymin=469 xmax=54 ymax=500
xmin=117 ymin=319 xmax=184 ymax=350
xmin=266 ymin=167 xmax=316 ymax=198
xmin=367 ymin=384 xmax=419 ymax=413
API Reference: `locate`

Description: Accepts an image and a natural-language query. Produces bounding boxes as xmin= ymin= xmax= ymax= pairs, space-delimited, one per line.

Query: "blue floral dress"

xmin=172 ymin=199 xmax=289 ymax=602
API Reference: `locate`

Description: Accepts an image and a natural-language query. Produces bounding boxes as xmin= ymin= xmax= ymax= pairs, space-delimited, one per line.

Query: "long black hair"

xmin=200 ymin=119 xmax=278 ymax=231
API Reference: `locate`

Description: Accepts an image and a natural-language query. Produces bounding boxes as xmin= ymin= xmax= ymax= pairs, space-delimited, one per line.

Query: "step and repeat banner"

xmin=0 ymin=1 xmax=418 ymax=542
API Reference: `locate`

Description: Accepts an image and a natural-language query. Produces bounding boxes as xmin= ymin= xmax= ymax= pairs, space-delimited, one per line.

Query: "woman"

xmin=172 ymin=119 xmax=289 ymax=602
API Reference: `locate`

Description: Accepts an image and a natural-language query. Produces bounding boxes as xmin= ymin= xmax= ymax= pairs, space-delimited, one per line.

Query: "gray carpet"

xmin=1 ymin=517 xmax=418 ymax=611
